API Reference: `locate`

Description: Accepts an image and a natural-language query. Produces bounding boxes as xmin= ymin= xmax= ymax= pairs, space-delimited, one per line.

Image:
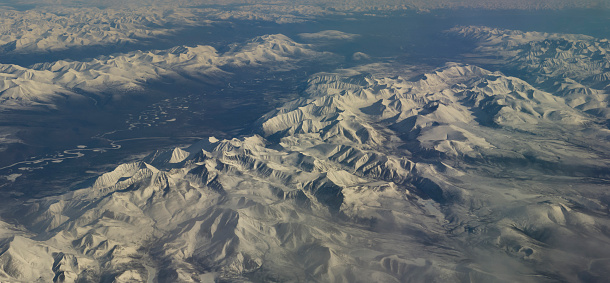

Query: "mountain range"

xmin=0 ymin=34 xmax=332 ymax=110
xmin=1 ymin=55 xmax=609 ymax=281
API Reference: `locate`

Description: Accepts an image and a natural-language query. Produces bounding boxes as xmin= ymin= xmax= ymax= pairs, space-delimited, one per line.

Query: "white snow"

xmin=0 ymin=33 xmax=332 ymax=110
xmin=0 ymin=21 xmax=609 ymax=283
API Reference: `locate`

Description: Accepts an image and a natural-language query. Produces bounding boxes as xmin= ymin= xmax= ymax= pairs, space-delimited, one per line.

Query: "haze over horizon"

xmin=3 ymin=0 xmax=610 ymax=9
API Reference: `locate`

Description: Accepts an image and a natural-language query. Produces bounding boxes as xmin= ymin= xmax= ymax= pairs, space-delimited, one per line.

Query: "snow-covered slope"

xmin=0 ymin=5 xmax=327 ymax=55
xmin=0 ymin=4 xmax=342 ymax=56
xmin=4 ymin=137 xmax=448 ymax=282
xmin=451 ymin=26 xmax=610 ymax=123
xmin=2 ymin=62 xmax=609 ymax=282
xmin=261 ymin=63 xmax=600 ymax=163
xmin=451 ymin=26 xmax=610 ymax=86
xmin=0 ymin=3 xmax=604 ymax=59
xmin=0 ymin=7 xmax=207 ymax=54
xmin=0 ymin=34 xmax=332 ymax=110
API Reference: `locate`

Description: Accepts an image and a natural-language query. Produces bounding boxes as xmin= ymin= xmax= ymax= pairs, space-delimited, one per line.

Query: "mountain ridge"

xmin=1 ymin=60 xmax=609 ymax=282
xmin=0 ymin=34 xmax=333 ymax=110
